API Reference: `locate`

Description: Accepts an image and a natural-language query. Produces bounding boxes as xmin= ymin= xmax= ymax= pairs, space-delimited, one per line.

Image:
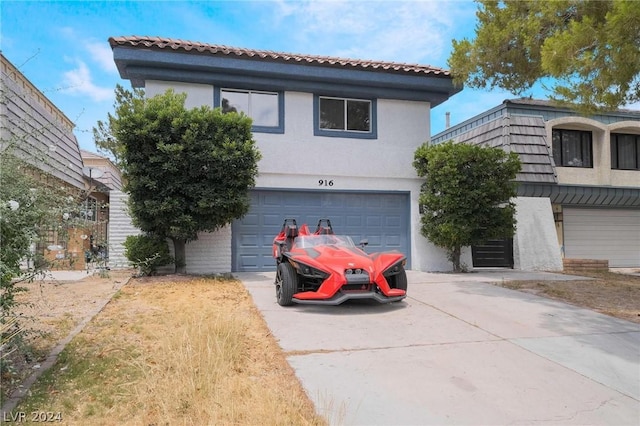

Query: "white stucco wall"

xmin=513 ymin=197 xmax=563 ymax=271
xmin=108 ymin=190 xmax=232 ymax=273
xmin=546 ymin=118 xmax=640 ymax=187
xmin=256 ymin=93 xmax=427 ymax=179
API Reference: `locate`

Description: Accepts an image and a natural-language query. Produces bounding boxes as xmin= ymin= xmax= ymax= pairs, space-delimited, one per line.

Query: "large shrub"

xmin=94 ymin=86 xmax=261 ymax=273
xmin=123 ymin=234 xmax=173 ymax=276
xmin=413 ymin=141 xmax=521 ymax=272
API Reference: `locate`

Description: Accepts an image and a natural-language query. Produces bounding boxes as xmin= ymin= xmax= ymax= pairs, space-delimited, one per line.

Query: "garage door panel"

xmin=346 ymin=197 xmax=363 ymax=208
xmin=323 ymin=195 xmax=346 ymax=208
xmin=365 ymin=197 xmax=382 ymax=208
xmin=346 ymin=215 xmax=362 ymax=226
xmin=366 ymin=215 xmax=382 ymax=227
xmin=263 ymin=193 xmax=281 ymax=206
xmin=564 ymin=208 xmax=640 ymax=268
xmin=385 ymin=235 xmax=401 ymax=246
xmin=283 ymin=193 xmax=305 ymax=207
xmin=263 ymin=214 xmax=282 ymax=226
xmin=239 ymin=234 xmax=259 ymax=247
xmin=238 ymin=254 xmax=259 ymax=269
xmin=232 ymin=190 xmax=410 ymax=271
xmin=366 ymin=235 xmax=383 ymax=247
xmin=386 ymin=216 xmax=401 ymax=227
xmin=241 ymin=213 xmax=259 ymax=226
xmin=260 ymin=234 xmax=275 ymax=245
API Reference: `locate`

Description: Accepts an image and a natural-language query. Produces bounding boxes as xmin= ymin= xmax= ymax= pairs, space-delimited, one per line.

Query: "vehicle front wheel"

xmin=276 ymin=262 xmax=299 ymax=306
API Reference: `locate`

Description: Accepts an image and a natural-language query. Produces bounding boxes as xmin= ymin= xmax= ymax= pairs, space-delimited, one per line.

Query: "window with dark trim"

xmin=215 ymin=88 xmax=284 ymax=134
xmin=611 ymin=133 xmax=640 ymax=170
xmin=552 ymin=129 xmax=593 ymax=168
xmin=314 ymin=95 xmax=377 ymax=139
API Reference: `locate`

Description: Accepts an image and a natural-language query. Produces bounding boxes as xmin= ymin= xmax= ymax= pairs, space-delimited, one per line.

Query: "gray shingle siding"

xmin=1 ymin=55 xmax=85 ymax=189
xmin=432 ymin=114 xmax=557 ymax=184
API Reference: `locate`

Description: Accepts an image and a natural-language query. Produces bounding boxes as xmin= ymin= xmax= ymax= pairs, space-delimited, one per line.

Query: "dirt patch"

xmin=2 ymin=270 xmax=132 ymax=403
xmin=494 ymin=271 xmax=640 ymax=323
xmin=14 ymin=271 xmax=131 ymax=345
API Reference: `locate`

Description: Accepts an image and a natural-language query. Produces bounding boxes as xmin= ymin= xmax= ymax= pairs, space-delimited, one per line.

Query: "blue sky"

xmin=2 ymin=0 xmax=546 ymax=152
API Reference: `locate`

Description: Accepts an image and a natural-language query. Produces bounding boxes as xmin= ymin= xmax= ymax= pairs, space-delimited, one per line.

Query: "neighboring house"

xmin=81 ymin=149 xmax=123 ymax=191
xmin=80 ymin=149 xmax=124 ymax=262
xmin=1 ymin=53 xmax=118 ymax=270
xmin=431 ymin=98 xmax=640 ymax=269
xmin=108 ymin=35 xmax=461 ymax=273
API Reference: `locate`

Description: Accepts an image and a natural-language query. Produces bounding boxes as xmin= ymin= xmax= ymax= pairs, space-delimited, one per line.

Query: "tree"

xmin=94 ymin=86 xmax=261 ymax=273
xmin=449 ymin=0 xmax=640 ymax=113
xmin=1 ymin=149 xmax=83 ymax=377
xmin=413 ymin=141 xmax=521 ymax=272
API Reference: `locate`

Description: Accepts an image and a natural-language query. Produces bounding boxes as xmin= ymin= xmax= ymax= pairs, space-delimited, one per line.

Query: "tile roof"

xmin=109 ymin=36 xmax=451 ymax=77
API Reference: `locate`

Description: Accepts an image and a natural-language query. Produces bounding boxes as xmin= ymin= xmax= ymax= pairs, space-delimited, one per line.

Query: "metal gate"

xmin=472 ymin=239 xmax=514 ymax=268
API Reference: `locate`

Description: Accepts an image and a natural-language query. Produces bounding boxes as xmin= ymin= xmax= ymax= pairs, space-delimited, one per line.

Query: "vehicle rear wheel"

xmin=389 ymin=267 xmax=408 ymax=292
xmin=276 ymin=262 xmax=299 ymax=306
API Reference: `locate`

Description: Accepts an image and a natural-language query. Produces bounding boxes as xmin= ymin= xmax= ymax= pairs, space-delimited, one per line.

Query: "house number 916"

xmin=318 ymin=179 xmax=334 ymax=187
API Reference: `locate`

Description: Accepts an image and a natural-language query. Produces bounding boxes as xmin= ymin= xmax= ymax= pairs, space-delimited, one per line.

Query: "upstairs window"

xmin=314 ymin=95 xmax=377 ymax=139
xmin=216 ymin=88 xmax=283 ymax=133
xmin=611 ymin=133 xmax=640 ymax=170
xmin=552 ymin=129 xmax=593 ymax=168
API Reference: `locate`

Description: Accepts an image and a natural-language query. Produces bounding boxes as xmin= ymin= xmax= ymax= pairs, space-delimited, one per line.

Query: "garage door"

xmin=564 ymin=208 xmax=640 ymax=267
xmin=232 ymin=190 xmax=410 ymax=271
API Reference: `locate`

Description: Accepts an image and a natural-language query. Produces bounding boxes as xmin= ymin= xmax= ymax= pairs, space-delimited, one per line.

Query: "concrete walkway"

xmin=237 ymin=269 xmax=640 ymax=425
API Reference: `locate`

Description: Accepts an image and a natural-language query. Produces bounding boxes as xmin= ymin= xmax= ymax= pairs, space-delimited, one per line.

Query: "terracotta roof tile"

xmin=109 ymin=35 xmax=450 ymax=77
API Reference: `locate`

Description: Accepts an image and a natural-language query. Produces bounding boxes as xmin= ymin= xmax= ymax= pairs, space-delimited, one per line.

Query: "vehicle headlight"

xmin=291 ymin=260 xmax=329 ymax=279
xmin=383 ymin=259 xmax=407 ymax=277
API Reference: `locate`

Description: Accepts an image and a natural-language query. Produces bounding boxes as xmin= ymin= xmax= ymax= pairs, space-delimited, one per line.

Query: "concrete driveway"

xmin=236 ymin=270 xmax=640 ymax=425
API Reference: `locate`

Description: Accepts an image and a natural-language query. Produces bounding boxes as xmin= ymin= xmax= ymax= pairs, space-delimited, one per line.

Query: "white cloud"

xmin=271 ymin=0 xmax=474 ymax=66
xmin=61 ymin=60 xmax=113 ymax=102
xmin=84 ymin=41 xmax=118 ymax=73
xmin=59 ymin=26 xmax=75 ymax=38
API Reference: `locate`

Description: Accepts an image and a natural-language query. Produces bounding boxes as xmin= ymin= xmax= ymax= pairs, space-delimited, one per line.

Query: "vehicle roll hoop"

xmin=315 ymin=218 xmax=334 ymax=235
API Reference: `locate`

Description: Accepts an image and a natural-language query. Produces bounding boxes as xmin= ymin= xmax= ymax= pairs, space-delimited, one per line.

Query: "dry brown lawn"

xmin=493 ymin=270 xmax=640 ymax=323
xmin=5 ymin=273 xmax=325 ymax=425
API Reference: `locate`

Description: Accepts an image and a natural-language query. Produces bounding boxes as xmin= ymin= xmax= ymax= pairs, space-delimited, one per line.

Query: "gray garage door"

xmin=564 ymin=207 xmax=640 ymax=267
xmin=232 ymin=190 xmax=410 ymax=272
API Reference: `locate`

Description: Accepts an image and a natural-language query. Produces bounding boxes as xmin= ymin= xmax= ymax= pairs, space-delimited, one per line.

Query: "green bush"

xmin=123 ymin=234 xmax=173 ymax=276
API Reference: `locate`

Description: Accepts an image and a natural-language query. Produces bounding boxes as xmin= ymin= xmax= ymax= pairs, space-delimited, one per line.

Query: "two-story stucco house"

xmin=107 ymin=36 xmax=462 ymax=273
xmin=431 ymin=99 xmax=640 ymax=269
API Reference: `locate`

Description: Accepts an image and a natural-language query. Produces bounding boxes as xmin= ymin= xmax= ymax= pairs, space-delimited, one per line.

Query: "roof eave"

xmin=112 ymin=45 xmax=460 ymax=105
